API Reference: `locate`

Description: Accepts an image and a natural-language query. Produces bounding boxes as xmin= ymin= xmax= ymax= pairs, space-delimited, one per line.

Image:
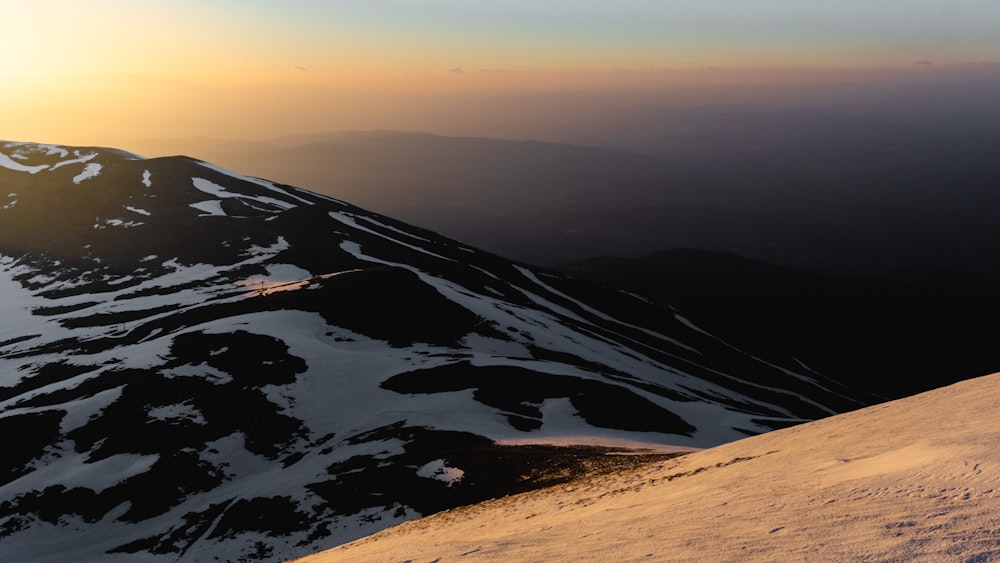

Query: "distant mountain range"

xmin=126 ymin=108 xmax=1000 ymax=284
xmin=0 ymin=142 xmax=872 ymax=561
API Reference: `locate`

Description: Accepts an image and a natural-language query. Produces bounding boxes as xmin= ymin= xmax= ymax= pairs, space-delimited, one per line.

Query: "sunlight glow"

xmin=4 ymin=1 xmax=999 ymax=146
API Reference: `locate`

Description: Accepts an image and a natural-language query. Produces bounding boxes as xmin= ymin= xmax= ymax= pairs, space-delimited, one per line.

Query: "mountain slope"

xmin=134 ymin=131 xmax=711 ymax=267
xmin=0 ymin=141 xmax=871 ymax=561
xmin=557 ymin=248 xmax=998 ymax=398
xmin=304 ymin=371 xmax=1000 ymax=563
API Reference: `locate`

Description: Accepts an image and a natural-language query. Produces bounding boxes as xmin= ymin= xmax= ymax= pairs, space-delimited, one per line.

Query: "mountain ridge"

xmin=0 ymin=140 xmax=871 ymax=561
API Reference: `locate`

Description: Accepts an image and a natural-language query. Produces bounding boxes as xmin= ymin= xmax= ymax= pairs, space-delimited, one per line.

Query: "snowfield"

xmin=301 ymin=372 xmax=1000 ymax=562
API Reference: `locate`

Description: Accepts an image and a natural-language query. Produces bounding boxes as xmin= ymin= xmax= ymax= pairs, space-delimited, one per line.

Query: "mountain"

xmin=301 ymin=371 xmax=1000 ymax=563
xmin=0 ymin=141 xmax=873 ymax=562
xmin=127 ymin=131 xmax=712 ymax=267
xmin=557 ymin=249 xmax=1000 ymax=399
xmin=124 ymin=109 xmax=1000 ymax=281
xmin=121 ymin=126 xmax=1000 ymax=397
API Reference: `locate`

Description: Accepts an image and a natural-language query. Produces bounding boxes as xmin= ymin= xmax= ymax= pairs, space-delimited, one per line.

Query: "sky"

xmin=2 ymin=0 xmax=999 ymax=148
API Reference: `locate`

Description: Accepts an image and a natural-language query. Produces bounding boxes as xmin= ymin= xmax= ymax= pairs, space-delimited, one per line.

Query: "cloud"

xmin=447 ymin=67 xmax=465 ymax=75
xmin=294 ymin=66 xmax=309 ymax=72
xmin=913 ymin=60 xmax=933 ymax=66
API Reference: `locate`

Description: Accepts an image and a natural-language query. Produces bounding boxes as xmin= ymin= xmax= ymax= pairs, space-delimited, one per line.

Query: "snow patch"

xmin=329 ymin=211 xmax=454 ymax=262
xmin=416 ymin=459 xmax=464 ymax=486
xmin=72 ymin=163 xmax=102 ymax=184
xmin=0 ymin=152 xmax=47 ymax=173
xmin=192 ymin=177 xmax=297 ymax=211
xmin=190 ymin=200 xmax=226 ymax=216
xmin=148 ymin=402 xmax=206 ymax=425
xmin=237 ymin=265 xmax=363 ymax=297
xmin=195 ymin=160 xmax=315 ymax=205
xmin=16 ymin=452 xmax=159 ymax=495
xmin=51 ymin=150 xmax=98 ymax=170
xmin=38 ymin=144 xmax=70 ymax=158
xmin=104 ymin=218 xmax=143 ymax=228
xmin=515 ymin=265 xmax=698 ymax=354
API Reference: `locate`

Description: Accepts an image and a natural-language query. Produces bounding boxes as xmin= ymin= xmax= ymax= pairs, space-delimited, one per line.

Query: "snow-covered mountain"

xmin=0 ymin=141 xmax=871 ymax=561
xmin=305 ymin=371 xmax=1000 ymax=563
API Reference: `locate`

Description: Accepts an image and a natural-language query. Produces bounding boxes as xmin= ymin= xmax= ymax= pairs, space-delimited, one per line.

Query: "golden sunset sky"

xmin=3 ymin=1 xmax=998 ymax=149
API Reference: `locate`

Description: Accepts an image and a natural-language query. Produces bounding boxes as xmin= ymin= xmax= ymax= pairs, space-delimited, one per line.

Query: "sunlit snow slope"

xmin=0 ymin=141 xmax=871 ymax=562
xmin=307 ymin=372 xmax=1000 ymax=563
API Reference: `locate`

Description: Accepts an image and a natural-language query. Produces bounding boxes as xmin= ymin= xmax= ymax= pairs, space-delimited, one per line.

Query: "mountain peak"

xmin=1 ymin=140 xmax=871 ymax=561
